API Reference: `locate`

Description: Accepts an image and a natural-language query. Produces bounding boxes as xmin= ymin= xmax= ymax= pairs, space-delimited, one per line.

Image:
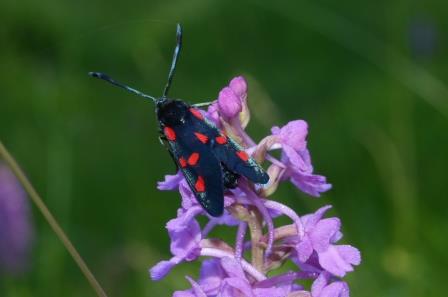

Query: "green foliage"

xmin=1 ymin=0 xmax=447 ymax=296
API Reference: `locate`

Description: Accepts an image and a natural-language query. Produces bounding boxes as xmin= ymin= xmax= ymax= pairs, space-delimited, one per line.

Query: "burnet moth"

xmin=89 ymin=24 xmax=269 ymax=217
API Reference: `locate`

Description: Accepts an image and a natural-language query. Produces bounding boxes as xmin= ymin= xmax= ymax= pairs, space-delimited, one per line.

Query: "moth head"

xmin=156 ymin=98 xmax=189 ymax=126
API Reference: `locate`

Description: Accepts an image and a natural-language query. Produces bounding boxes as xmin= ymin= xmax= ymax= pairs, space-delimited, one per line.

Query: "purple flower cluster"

xmin=0 ymin=162 xmax=33 ymax=275
xmin=150 ymin=77 xmax=360 ymax=296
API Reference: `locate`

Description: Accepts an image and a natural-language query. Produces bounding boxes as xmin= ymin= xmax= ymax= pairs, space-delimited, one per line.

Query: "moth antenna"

xmin=89 ymin=72 xmax=157 ymax=102
xmin=162 ymin=23 xmax=182 ymax=98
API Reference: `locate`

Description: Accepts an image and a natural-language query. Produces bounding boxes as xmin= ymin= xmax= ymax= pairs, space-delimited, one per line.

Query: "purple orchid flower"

xmin=173 ymin=257 xmax=295 ymax=297
xmin=150 ymin=210 xmax=202 ymax=280
xmin=311 ymin=272 xmax=350 ymax=297
xmin=294 ymin=206 xmax=361 ymax=278
xmin=151 ymin=76 xmax=361 ymax=296
xmin=271 ymin=120 xmax=332 ymax=197
xmin=0 ymin=162 xmax=33 ymax=275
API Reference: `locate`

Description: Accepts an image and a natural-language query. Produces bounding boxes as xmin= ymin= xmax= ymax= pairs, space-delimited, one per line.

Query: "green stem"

xmin=0 ymin=140 xmax=108 ymax=297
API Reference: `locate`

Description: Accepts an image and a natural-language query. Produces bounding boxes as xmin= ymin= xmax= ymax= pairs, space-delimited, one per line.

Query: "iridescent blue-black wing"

xmin=162 ymin=114 xmax=224 ymax=217
xmin=211 ymin=133 xmax=269 ymax=184
xmin=188 ymin=108 xmax=269 ymax=185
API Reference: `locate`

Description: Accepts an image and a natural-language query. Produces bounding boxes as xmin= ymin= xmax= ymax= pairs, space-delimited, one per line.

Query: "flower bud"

xmin=229 ymin=76 xmax=248 ymax=99
xmin=218 ymin=87 xmax=242 ymax=119
xmin=206 ymin=102 xmax=220 ymax=125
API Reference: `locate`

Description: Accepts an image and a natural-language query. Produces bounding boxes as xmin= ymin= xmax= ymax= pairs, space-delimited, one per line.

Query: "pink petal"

xmin=336 ymin=245 xmax=361 ymax=266
xmin=278 ymin=120 xmax=309 ymax=151
xmin=318 ymin=245 xmax=354 ymax=277
xmin=310 ymin=218 xmax=341 ymax=253
xmin=290 ymin=172 xmax=332 ymax=197
xmin=220 ymin=257 xmax=246 ymax=279
xmin=302 ymin=205 xmax=332 ymax=230
xmin=173 ymin=290 xmax=195 ymax=297
xmin=157 ymin=172 xmax=183 ymax=190
xmin=149 ymin=258 xmax=179 ymax=280
xmin=312 ymin=273 xmax=349 ymax=297
xmin=282 ymin=146 xmax=312 ymax=173
xmin=319 ymin=281 xmax=349 ymax=297
xmin=296 ymin=238 xmax=313 ymax=262
xmin=167 ymin=214 xmax=202 ymax=260
xmin=222 ymin=278 xmax=255 ymax=297
xmin=179 ymin=180 xmax=198 ymax=209
xmin=198 ymin=259 xmax=226 ymax=294
xmin=186 ymin=276 xmax=207 ymax=297
xmin=311 ymin=272 xmax=329 ymax=296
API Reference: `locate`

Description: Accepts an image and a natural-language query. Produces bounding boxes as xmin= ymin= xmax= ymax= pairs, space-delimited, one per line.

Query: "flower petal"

xmin=186 ymin=276 xmax=207 ymax=297
xmin=311 ymin=272 xmax=349 ymax=297
xmin=220 ymin=256 xmax=246 ymax=279
xmin=178 ymin=180 xmax=199 ymax=210
xmin=157 ymin=172 xmax=184 ymax=190
xmin=172 ymin=291 xmax=195 ymax=297
xmin=311 ymin=272 xmax=329 ymax=297
xmin=166 ymin=206 xmax=203 ymax=233
xmin=169 ymin=217 xmax=202 ymax=259
xmin=221 ymin=277 xmax=255 ymax=297
xmin=282 ymin=146 xmax=312 ymax=173
xmin=198 ymin=258 xmax=226 ymax=295
xmin=150 ymin=257 xmax=180 ymax=280
xmin=310 ymin=218 xmax=341 ymax=253
xmin=318 ymin=245 xmax=357 ymax=277
xmin=290 ymin=172 xmax=332 ymax=197
xmin=296 ymin=237 xmax=313 ymax=262
xmin=336 ymin=245 xmax=361 ymax=266
xmin=253 ymin=286 xmax=293 ymax=297
xmin=320 ymin=281 xmax=349 ymax=297
xmin=301 ymin=205 xmax=332 ymax=230
xmin=275 ymin=120 xmax=308 ymax=151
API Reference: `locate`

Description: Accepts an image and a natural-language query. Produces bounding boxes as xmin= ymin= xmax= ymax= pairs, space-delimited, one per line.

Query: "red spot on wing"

xmin=215 ymin=135 xmax=227 ymax=144
xmin=195 ymin=176 xmax=205 ymax=192
xmin=188 ymin=152 xmax=200 ymax=166
xmin=164 ymin=126 xmax=176 ymax=141
xmin=194 ymin=132 xmax=209 ymax=144
xmin=236 ymin=150 xmax=249 ymax=162
xmin=189 ymin=108 xmax=204 ymax=120
xmin=179 ymin=157 xmax=187 ymax=168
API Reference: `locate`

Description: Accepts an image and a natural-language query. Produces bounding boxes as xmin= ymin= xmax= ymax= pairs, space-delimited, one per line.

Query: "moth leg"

xmin=192 ymin=101 xmax=214 ymax=108
xmin=221 ymin=163 xmax=239 ymax=189
xmin=159 ymin=135 xmax=167 ymax=146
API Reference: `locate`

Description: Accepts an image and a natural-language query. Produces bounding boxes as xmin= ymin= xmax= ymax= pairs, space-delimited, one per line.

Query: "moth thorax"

xmin=157 ymin=98 xmax=189 ymax=126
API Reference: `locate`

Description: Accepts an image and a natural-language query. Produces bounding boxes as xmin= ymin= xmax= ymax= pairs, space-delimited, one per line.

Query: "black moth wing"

xmin=163 ymin=113 xmax=224 ymax=217
xmin=189 ymin=108 xmax=270 ymax=185
xmin=211 ymin=131 xmax=269 ymax=185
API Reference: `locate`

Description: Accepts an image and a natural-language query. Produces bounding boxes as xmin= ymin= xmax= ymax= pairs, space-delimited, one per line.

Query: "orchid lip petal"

xmin=149 ymin=256 xmax=182 ymax=280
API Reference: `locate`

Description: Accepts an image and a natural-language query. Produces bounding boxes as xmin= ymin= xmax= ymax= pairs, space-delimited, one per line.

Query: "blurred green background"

xmin=1 ymin=0 xmax=447 ymax=296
